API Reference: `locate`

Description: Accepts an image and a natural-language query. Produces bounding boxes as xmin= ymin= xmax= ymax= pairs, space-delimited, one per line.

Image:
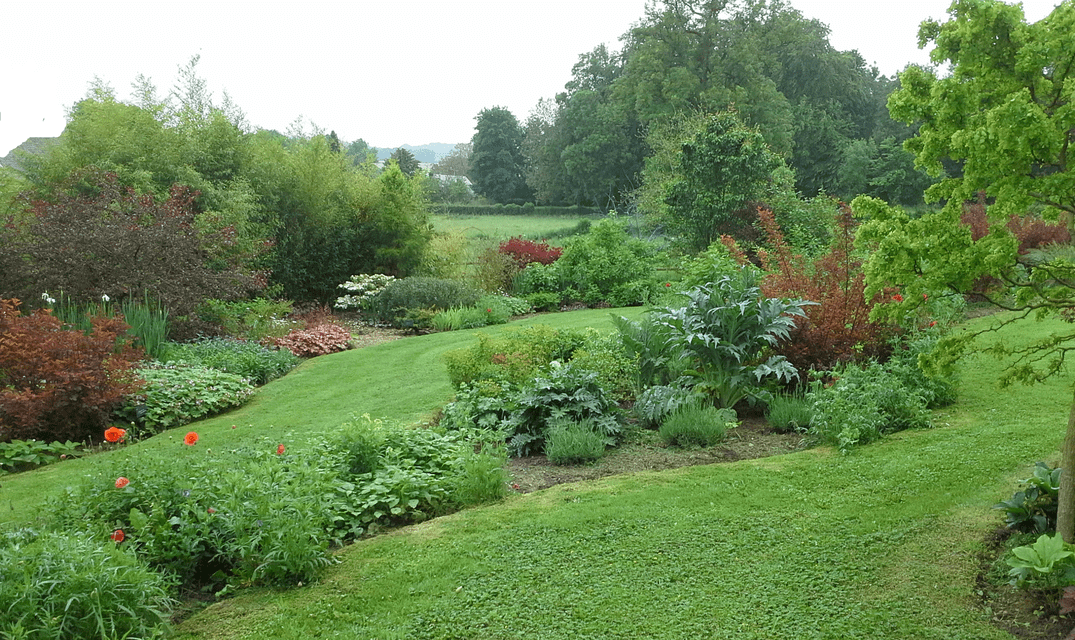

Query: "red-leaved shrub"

xmin=498 ymin=237 xmax=563 ymax=270
xmin=960 ymin=194 xmax=1070 ymax=253
xmin=274 ymin=324 xmax=352 ymax=358
xmin=0 ymin=298 xmax=144 ymax=443
xmin=744 ymin=205 xmax=897 ymax=373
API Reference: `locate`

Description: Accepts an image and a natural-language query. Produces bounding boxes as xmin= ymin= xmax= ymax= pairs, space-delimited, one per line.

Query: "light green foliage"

xmin=442 ymin=325 xmax=588 ymax=388
xmin=887 ymin=0 xmax=1075 ymax=222
xmin=544 ymin=418 xmax=609 ymax=465
xmin=1006 ymin=533 xmax=1075 ymax=590
xmin=553 ymin=216 xmax=661 ymax=306
xmin=658 ymin=405 xmax=735 ymax=447
xmin=125 ymin=364 xmax=255 ymax=433
xmin=678 ymin=239 xmax=745 ymax=290
xmin=640 ymin=111 xmax=779 ymax=251
xmin=808 ymin=360 xmax=932 ymax=453
xmin=566 ymin=331 xmax=638 ymax=403
xmin=632 ymin=384 xmax=706 ymax=429
xmin=765 ymin=392 xmax=814 ymax=433
xmin=0 ymin=529 xmax=173 ymax=639
xmin=652 ymin=267 xmax=808 ymax=408
xmin=159 ymin=337 xmax=299 ymax=385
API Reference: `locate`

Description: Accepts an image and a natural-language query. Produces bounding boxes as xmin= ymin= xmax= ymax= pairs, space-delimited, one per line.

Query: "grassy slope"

xmin=170 ymin=311 xmax=1070 ymax=640
xmin=0 ymin=308 xmax=644 ymax=524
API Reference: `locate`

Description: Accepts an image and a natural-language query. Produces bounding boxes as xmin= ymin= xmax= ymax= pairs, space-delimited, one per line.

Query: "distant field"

xmin=431 ymin=214 xmax=596 ymax=241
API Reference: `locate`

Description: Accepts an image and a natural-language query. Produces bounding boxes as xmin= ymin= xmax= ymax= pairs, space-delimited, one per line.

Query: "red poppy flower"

xmin=922 ymin=293 xmax=929 ymax=300
xmin=276 ymin=444 xmax=286 ymax=455
xmin=486 ymin=308 xmax=492 ymax=313
xmin=111 ymin=529 xmax=125 ymax=543
xmin=892 ymin=294 xmax=904 ymax=302
xmin=104 ymin=427 xmax=127 ymax=443
xmin=929 ymin=321 xmax=937 ymax=327
xmin=115 ymin=477 xmax=129 ymax=489
xmin=184 ymin=432 xmax=199 ymax=446
xmin=664 ymin=282 xmax=671 ymax=287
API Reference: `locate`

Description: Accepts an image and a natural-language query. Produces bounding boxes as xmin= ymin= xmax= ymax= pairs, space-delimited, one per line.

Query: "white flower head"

xmin=101 ymin=294 xmax=110 ymax=302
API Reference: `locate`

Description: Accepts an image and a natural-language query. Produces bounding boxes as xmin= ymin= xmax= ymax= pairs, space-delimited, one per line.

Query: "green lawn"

xmin=4 ymin=309 xmax=1067 ymax=639
xmin=432 ymin=214 xmax=595 ymax=240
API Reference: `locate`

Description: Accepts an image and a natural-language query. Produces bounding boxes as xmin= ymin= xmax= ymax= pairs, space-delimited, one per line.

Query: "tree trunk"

xmin=1058 ymin=387 xmax=1075 ymax=542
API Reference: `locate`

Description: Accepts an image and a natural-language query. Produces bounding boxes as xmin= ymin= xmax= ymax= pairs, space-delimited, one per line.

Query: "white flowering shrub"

xmin=335 ymin=274 xmax=396 ymax=311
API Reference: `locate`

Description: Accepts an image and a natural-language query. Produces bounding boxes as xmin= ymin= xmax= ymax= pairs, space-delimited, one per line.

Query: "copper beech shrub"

xmin=0 ymin=299 xmax=144 ymax=443
xmin=723 ymin=205 xmax=897 ymax=374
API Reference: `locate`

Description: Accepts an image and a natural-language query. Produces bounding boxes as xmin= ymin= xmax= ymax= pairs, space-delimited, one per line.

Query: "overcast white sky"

xmin=0 ymin=0 xmax=1061 ymax=157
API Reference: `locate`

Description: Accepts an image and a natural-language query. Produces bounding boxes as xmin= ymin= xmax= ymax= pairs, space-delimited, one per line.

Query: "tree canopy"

xmin=469 ymin=107 xmax=531 ymax=204
xmin=860 ymin=0 xmax=1075 ymax=539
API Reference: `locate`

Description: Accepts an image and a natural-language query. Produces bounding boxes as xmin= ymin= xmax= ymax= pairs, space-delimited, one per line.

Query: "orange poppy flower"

xmin=276 ymin=444 xmax=285 ymax=455
xmin=104 ymin=427 xmax=127 ymax=443
xmin=184 ymin=432 xmax=199 ymax=446
xmin=115 ymin=477 xmax=129 ymax=489
xmin=111 ymin=529 xmax=125 ymax=543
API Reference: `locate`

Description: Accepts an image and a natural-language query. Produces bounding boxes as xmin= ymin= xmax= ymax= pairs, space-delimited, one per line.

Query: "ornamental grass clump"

xmin=544 ymin=418 xmax=608 ymax=465
xmin=658 ymin=405 xmax=735 ymax=447
xmin=0 ymin=528 xmax=174 ymax=639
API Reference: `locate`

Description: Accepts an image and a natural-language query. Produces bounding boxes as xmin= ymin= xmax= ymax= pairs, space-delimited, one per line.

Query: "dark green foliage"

xmin=0 ymin=439 xmax=82 ymax=474
xmin=661 ymin=111 xmax=780 ymax=251
xmin=389 ymin=148 xmax=420 ymax=177
xmin=0 ymin=529 xmax=173 ymax=639
xmin=994 ymin=462 xmax=1061 ymax=534
xmin=196 ymin=297 xmax=295 ymax=342
xmin=469 ymin=107 xmax=532 ymax=204
xmin=368 ymin=277 xmax=482 ymax=328
xmin=658 ymin=405 xmax=734 ymax=447
xmin=160 ymin=337 xmax=299 ymax=385
xmin=544 ymin=418 xmax=608 ymax=465
xmin=884 ymin=333 xmax=959 ymax=409
xmin=506 ymin=364 xmax=621 ymax=457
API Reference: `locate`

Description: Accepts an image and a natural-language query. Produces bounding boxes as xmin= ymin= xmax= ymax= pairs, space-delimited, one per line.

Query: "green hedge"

xmin=434 ymin=203 xmax=603 ymax=217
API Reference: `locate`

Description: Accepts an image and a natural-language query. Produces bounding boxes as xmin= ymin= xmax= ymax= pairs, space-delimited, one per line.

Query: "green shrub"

xmin=554 ymin=217 xmax=661 ymax=306
xmin=0 ymin=439 xmax=83 ymax=474
xmin=525 ymin=291 xmax=562 ymax=312
xmin=808 ymin=360 xmax=931 ymax=453
xmin=198 ymin=298 xmax=296 ymax=342
xmin=443 ymin=326 xmax=588 ymax=388
xmin=885 ymin=332 xmax=959 ymax=408
xmin=1006 ymin=533 xmax=1075 ymax=591
xmin=658 ymin=405 xmax=735 ymax=447
xmin=47 ymin=442 xmax=338 ymax=590
xmin=545 ymin=418 xmax=608 ymax=465
xmin=368 ymin=277 xmax=481 ymax=328
xmin=160 ymin=337 xmax=299 ymax=385
xmin=633 ymin=384 xmax=706 ymax=429
xmin=123 ymin=364 xmax=255 ymax=434
xmin=765 ymin=392 xmax=814 ymax=433
xmin=477 ymin=293 xmax=531 ymax=317
xmin=994 ymin=461 xmax=1061 ymax=534
xmin=568 ymin=331 xmax=639 ymax=403
xmin=507 ymin=363 xmax=620 ymax=457
xmin=0 ymin=529 xmax=173 ymax=640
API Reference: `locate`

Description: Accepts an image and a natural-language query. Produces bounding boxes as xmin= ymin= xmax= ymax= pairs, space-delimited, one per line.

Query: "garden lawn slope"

xmin=168 ymin=312 xmax=1068 ymax=639
xmin=0 ymin=308 xmax=645 ymax=524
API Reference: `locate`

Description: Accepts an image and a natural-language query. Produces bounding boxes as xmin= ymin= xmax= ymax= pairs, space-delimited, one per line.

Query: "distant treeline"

xmin=434 ymin=203 xmax=603 ymax=217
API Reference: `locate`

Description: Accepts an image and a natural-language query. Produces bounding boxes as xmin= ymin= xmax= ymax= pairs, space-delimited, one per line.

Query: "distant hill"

xmin=374 ymin=143 xmax=458 ymax=163
xmin=0 ymin=137 xmax=58 ymax=171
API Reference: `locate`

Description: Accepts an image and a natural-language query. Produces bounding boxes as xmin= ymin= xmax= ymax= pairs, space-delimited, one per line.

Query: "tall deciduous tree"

xmin=431 ymin=142 xmax=471 ymax=177
xmin=862 ymin=0 xmax=1075 ymax=539
xmin=641 ymin=110 xmax=779 ymax=251
xmin=469 ymin=107 xmax=531 ymax=204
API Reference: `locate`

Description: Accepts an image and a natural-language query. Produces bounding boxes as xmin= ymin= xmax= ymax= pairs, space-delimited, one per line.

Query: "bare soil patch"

xmin=506 ymin=417 xmax=805 ymax=493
